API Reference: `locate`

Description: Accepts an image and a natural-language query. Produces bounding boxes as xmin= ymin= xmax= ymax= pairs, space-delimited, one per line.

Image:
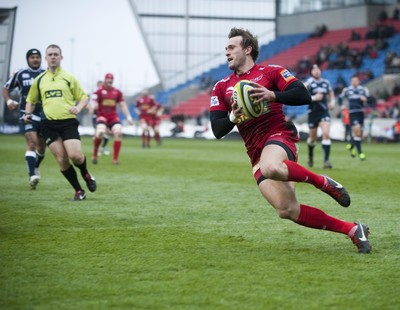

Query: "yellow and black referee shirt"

xmin=27 ymin=67 xmax=88 ymax=120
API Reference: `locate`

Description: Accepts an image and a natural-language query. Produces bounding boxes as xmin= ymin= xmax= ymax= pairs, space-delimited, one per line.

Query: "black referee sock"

xmin=61 ymin=165 xmax=82 ymax=191
xmin=74 ymin=156 xmax=89 ymax=178
xmin=308 ymin=144 xmax=315 ymax=160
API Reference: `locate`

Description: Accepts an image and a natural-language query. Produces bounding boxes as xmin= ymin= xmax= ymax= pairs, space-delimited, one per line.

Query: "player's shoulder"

xmin=260 ymin=64 xmax=286 ymax=72
xmin=10 ymin=67 xmax=30 ymax=80
xmin=341 ymin=86 xmax=350 ymax=93
xmin=304 ymin=76 xmax=314 ymax=85
xmin=213 ymin=74 xmax=234 ymax=90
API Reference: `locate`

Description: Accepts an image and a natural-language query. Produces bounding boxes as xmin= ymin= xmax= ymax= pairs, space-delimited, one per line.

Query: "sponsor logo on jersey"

xmin=251 ymin=75 xmax=263 ymax=82
xmin=226 ymin=86 xmax=234 ymax=95
xmin=22 ymin=78 xmax=34 ymax=87
xmin=22 ymin=73 xmax=30 ymax=79
xmin=103 ymin=99 xmax=116 ymax=107
xmin=210 ymin=96 xmax=219 ymax=107
xmin=280 ymin=69 xmax=295 ymax=82
xmin=44 ymin=90 xmax=62 ymax=98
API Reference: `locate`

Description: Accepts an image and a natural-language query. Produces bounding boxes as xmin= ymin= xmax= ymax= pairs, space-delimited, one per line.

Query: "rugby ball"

xmin=232 ymin=80 xmax=263 ymax=119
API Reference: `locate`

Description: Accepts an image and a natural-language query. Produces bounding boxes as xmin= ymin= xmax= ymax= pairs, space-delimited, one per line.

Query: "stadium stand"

xmin=167 ymin=33 xmax=310 ymax=117
xmin=159 ymin=19 xmax=400 ymax=121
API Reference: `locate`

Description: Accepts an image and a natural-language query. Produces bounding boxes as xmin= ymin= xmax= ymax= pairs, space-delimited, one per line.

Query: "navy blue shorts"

xmin=308 ymin=111 xmax=331 ymax=129
xmin=350 ymin=112 xmax=364 ymax=128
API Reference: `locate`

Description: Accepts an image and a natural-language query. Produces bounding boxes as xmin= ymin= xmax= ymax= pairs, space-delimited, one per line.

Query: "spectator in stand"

xmin=392 ymin=7 xmax=400 ymax=20
xmin=296 ymin=56 xmax=312 ymax=79
xmin=348 ymin=48 xmax=362 ymax=69
xmin=315 ymin=44 xmax=332 ymax=66
xmin=378 ymin=10 xmax=388 ymax=22
xmin=364 ymin=44 xmax=378 ymax=59
xmin=350 ymin=30 xmax=361 ymax=41
xmin=328 ymin=43 xmax=351 ymax=69
xmin=392 ymin=82 xmax=400 ymax=96
xmin=333 ymin=73 xmax=347 ymax=96
xmin=309 ymin=24 xmax=327 ymax=38
xmin=375 ymin=37 xmax=389 ymax=51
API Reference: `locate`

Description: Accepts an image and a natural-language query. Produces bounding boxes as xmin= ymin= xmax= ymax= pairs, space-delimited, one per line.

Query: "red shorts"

xmin=151 ymin=118 xmax=161 ymax=127
xmin=96 ymin=114 xmax=121 ymax=128
xmin=249 ymin=125 xmax=299 ymax=184
xmin=140 ymin=115 xmax=153 ymax=125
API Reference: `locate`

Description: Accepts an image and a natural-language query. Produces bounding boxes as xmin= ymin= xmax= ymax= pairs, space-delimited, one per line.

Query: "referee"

xmin=24 ymin=44 xmax=96 ymax=201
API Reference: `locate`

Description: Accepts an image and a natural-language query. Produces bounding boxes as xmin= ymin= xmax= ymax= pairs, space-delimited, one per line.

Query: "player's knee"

xmin=96 ymin=126 xmax=106 ymax=136
xmin=260 ymin=163 xmax=281 ymax=179
xmin=307 ymin=137 xmax=316 ymax=146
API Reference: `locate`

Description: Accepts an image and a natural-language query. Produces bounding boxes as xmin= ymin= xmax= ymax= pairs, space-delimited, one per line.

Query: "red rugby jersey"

xmin=136 ymin=95 xmax=157 ymax=118
xmin=210 ymin=64 xmax=298 ymax=151
xmin=94 ymin=86 xmax=124 ymax=118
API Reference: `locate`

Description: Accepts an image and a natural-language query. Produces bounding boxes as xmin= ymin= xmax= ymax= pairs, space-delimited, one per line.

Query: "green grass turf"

xmin=0 ymin=135 xmax=399 ymax=309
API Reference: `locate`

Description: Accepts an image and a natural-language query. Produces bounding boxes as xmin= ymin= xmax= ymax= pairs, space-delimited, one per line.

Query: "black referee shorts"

xmin=41 ymin=118 xmax=81 ymax=146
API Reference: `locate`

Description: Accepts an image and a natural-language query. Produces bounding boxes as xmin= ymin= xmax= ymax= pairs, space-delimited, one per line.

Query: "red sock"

xmin=113 ymin=140 xmax=122 ymax=161
xmin=296 ymin=204 xmax=355 ymax=235
xmin=155 ymin=132 xmax=160 ymax=143
xmin=93 ymin=137 xmax=102 ymax=157
xmin=284 ymin=160 xmax=325 ymax=188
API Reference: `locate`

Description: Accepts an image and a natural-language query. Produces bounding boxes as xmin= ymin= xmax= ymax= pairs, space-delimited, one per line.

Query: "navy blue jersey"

xmin=305 ymin=77 xmax=333 ymax=114
xmin=3 ymin=66 xmax=45 ymax=117
xmin=339 ymin=85 xmax=369 ymax=114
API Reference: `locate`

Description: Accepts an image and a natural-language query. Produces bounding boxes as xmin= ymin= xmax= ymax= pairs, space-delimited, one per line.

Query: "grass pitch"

xmin=0 ymin=135 xmax=399 ymax=309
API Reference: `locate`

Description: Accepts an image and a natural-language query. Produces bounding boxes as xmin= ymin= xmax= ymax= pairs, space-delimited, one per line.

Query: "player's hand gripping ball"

xmin=232 ymin=80 xmax=264 ymax=119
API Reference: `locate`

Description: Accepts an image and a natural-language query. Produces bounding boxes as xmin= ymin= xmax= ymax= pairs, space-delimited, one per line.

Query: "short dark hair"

xmin=228 ymin=27 xmax=259 ymax=62
xmin=46 ymin=44 xmax=62 ymax=55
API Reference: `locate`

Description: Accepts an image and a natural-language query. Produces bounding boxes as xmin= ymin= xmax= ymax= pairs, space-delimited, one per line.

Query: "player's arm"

xmin=156 ymin=105 xmax=164 ymax=116
xmin=71 ymin=95 xmax=88 ymax=115
xmin=2 ymin=74 xmax=19 ymax=110
xmin=251 ymin=80 xmax=311 ymax=106
xmin=337 ymin=88 xmax=347 ymax=108
xmin=273 ymin=80 xmax=312 ymax=105
xmin=24 ymin=101 xmax=33 ymax=123
xmin=87 ymin=99 xmax=98 ymax=114
xmin=134 ymin=103 xmax=141 ymax=116
xmin=2 ymin=87 xmax=19 ymax=110
xmin=210 ymin=110 xmax=236 ymax=139
xmin=120 ymin=101 xmax=134 ymax=125
xmin=328 ymin=89 xmax=336 ymax=110
xmin=360 ymin=87 xmax=369 ymax=104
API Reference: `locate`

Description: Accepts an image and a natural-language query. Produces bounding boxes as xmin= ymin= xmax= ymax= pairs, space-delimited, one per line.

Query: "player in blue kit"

xmin=339 ymin=75 xmax=369 ymax=160
xmin=305 ymin=64 xmax=336 ymax=169
xmin=2 ymin=49 xmax=46 ymax=189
